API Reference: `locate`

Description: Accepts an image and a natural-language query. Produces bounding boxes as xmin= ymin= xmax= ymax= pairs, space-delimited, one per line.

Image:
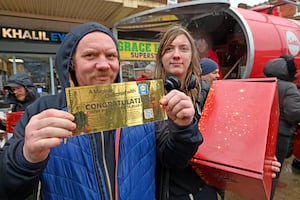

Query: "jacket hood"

xmin=4 ymin=73 xmax=34 ymax=89
xmin=55 ymin=22 xmax=120 ymax=91
xmin=263 ymin=57 xmax=294 ymax=81
xmin=4 ymin=73 xmax=39 ymax=108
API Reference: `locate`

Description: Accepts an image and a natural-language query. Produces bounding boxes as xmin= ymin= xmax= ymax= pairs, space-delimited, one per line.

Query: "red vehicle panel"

xmin=114 ymin=1 xmax=300 ymax=87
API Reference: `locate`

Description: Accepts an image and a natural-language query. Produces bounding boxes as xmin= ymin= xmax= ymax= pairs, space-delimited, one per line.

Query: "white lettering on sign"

xmin=2 ymin=28 xmax=50 ymax=41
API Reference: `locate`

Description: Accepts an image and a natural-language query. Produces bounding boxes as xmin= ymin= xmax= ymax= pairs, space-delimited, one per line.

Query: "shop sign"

xmin=0 ymin=27 xmax=66 ymax=43
xmin=0 ymin=27 xmax=160 ymax=61
xmin=118 ymin=39 xmax=159 ymax=61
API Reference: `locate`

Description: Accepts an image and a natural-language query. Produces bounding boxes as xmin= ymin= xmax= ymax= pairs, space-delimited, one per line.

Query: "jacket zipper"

xmin=89 ymin=133 xmax=107 ymax=199
xmin=100 ymin=131 xmax=113 ymax=199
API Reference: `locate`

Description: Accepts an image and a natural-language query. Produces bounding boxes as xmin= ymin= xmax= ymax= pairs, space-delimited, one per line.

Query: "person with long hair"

xmin=155 ymin=25 xmax=220 ymax=200
xmin=155 ymin=25 xmax=281 ymax=200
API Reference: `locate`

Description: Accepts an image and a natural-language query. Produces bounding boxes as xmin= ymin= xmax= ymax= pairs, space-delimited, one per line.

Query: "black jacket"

xmin=156 ymin=81 xmax=209 ymax=200
xmin=4 ymin=73 xmax=39 ymax=112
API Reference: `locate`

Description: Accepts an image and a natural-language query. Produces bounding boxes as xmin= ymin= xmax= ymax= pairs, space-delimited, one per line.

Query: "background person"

xmin=136 ymin=61 xmax=156 ymax=81
xmin=200 ymin=58 xmax=220 ymax=85
xmin=195 ymin=33 xmax=222 ymax=79
xmin=4 ymin=73 xmax=39 ymax=112
xmin=292 ymin=75 xmax=300 ymax=172
xmin=263 ymin=54 xmax=300 ymax=199
xmin=155 ymin=25 xmax=281 ymax=200
xmin=0 ymin=22 xmax=201 ymax=200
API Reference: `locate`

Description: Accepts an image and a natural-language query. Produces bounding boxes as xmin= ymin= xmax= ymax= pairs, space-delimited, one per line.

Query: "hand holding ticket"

xmin=66 ymin=80 xmax=167 ymax=136
xmin=159 ymin=89 xmax=195 ymax=126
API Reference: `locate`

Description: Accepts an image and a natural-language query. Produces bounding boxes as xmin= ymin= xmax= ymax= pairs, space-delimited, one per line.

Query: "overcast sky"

xmin=230 ymin=0 xmax=267 ymax=7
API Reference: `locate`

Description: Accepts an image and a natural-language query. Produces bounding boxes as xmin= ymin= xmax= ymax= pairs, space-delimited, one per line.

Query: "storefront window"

xmin=0 ymin=54 xmax=58 ymax=97
xmin=120 ymin=60 xmax=156 ymax=82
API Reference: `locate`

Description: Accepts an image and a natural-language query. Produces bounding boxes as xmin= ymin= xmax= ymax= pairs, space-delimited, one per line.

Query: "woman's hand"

xmin=160 ymin=90 xmax=195 ymax=126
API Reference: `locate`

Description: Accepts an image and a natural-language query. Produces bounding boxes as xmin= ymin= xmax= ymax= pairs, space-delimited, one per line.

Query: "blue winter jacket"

xmin=42 ymin=112 xmax=156 ymax=200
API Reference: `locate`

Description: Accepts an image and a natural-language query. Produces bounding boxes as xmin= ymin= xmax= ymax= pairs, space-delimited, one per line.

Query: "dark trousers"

xmin=170 ymin=185 xmax=219 ymax=200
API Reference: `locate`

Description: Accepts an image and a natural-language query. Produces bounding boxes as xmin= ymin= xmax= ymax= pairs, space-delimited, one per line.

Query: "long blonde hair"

xmin=155 ymin=25 xmax=201 ymax=104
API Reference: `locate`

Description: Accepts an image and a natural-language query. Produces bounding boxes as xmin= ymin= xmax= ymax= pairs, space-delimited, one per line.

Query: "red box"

xmin=6 ymin=111 xmax=24 ymax=133
xmin=293 ymin=125 xmax=300 ymax=159
xmin=191 ymin=78 xmax=279 ymax=200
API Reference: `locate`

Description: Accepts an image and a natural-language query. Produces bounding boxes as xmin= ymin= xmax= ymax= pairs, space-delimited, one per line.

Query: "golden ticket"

xmin=66 ymin=80 xmax=167 ymax=136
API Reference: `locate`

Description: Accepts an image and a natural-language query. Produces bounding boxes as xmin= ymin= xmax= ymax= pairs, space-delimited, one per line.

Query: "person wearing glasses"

xmin=4 ymin=73 xmax=39 ymax=112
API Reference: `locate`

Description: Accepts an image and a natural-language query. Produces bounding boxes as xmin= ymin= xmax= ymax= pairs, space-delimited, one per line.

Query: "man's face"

xmin=162 ymin=34 xmax=192 ymax=82
xmin=202 ymin=69 xmax=220 ymax=85
xmin=73 ymin=32 xmax=119 ymax=86
xmin=197 ymin=38 xmax=208 ymax=56
xmin=10 ymin=85 xmax=26 ymax=101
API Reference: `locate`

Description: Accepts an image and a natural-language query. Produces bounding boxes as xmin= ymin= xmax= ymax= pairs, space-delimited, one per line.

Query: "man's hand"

xmin=160 ymin=90 xmax=195 ymax=126
xmin=271 ymin=157 xmax=281 ymax=178
xmin=23 ymin=109 xmax=76 ymax=163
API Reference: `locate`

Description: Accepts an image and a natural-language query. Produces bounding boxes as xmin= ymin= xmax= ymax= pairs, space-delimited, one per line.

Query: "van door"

xmin=114 ymin=0 xmax=230 ymax=32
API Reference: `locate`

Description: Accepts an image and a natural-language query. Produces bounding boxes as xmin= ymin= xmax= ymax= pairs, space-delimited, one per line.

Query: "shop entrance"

xmin=0 ymin=54 xmax=59 ymax=100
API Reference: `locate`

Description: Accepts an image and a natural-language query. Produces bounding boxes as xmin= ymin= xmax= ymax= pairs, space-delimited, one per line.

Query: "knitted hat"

xmin=200 ymin=58 xmax=218 ymax=75
xmin=145 ymin=61 xmax=156 ymax=72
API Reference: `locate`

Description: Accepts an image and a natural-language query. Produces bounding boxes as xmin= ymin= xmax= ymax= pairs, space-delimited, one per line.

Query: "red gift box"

xmin=293 ymin=125 xmax=300 ymax=159
xmin=191 ymin=78 xmax=279 ymax=200
xmin=6 ymin=111 xmax=24 ymax=133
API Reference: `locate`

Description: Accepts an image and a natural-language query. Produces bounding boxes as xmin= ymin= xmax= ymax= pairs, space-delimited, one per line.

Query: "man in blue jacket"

xmin=0 ymin=22 xmax=202 ymax=200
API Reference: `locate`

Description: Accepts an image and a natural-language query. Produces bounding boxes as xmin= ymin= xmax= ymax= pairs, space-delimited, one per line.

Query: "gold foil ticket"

xmin=66 ymin=80 xmax=167 ymax=136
